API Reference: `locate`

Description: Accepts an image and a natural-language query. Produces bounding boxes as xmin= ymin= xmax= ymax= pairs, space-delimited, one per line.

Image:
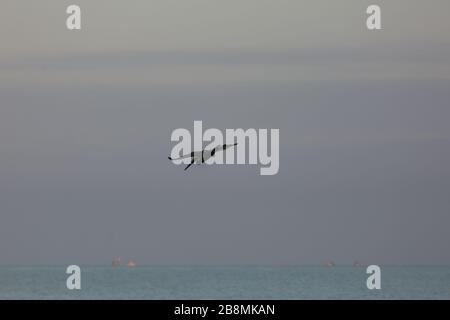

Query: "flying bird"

xmin=168 ymin=143 xmax=238 ymax=171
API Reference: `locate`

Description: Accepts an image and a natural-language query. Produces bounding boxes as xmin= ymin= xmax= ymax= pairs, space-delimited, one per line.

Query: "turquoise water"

xmin=0 ymin=266 xmax=448 ymax=299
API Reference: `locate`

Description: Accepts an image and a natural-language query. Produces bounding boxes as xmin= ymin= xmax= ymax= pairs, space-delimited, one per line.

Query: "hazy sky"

xmin=1 ymin=0 xmax=450 ymax=265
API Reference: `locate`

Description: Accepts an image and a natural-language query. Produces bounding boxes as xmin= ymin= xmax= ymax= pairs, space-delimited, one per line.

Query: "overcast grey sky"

xmin=1 ymin=0 xmax=450 ymax=265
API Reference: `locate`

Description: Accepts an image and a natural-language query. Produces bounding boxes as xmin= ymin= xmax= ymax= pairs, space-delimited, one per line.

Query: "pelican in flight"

xmin=168 ymin=143 xmax=238 ymax=171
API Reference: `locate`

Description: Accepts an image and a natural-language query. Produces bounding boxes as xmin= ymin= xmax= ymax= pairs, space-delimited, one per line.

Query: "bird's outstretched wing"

xmin=214 ymin=143 xmax=238 ymax=153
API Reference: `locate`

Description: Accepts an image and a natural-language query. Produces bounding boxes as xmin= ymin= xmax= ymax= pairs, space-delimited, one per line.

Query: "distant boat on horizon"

xmin=324 ymin=261 xmax=335 ymax=267
xmin=127 ymin=260 xmax=137 ymax=267
xmin=112 ymin=257 xmax=122 ymax=267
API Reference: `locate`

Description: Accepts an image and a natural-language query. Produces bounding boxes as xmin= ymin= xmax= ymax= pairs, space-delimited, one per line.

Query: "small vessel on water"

xmin=112 ymin=257 xmax=122 ymax=267
xmin=353 ymin=260 xmax=363 ymax=267
xmin=325 ymin=260 xmax=335 ymax=267
xmin=112 ymin=257 xmax=136 ymax=267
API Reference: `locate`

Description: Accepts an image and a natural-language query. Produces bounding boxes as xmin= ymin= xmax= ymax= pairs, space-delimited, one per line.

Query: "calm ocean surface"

xmin=0 ymin=266 xmax=448 ymax=299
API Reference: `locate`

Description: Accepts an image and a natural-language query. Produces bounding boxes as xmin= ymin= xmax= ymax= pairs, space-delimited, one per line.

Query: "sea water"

xmin=0 ymin=266 xmax=448 ymax=299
